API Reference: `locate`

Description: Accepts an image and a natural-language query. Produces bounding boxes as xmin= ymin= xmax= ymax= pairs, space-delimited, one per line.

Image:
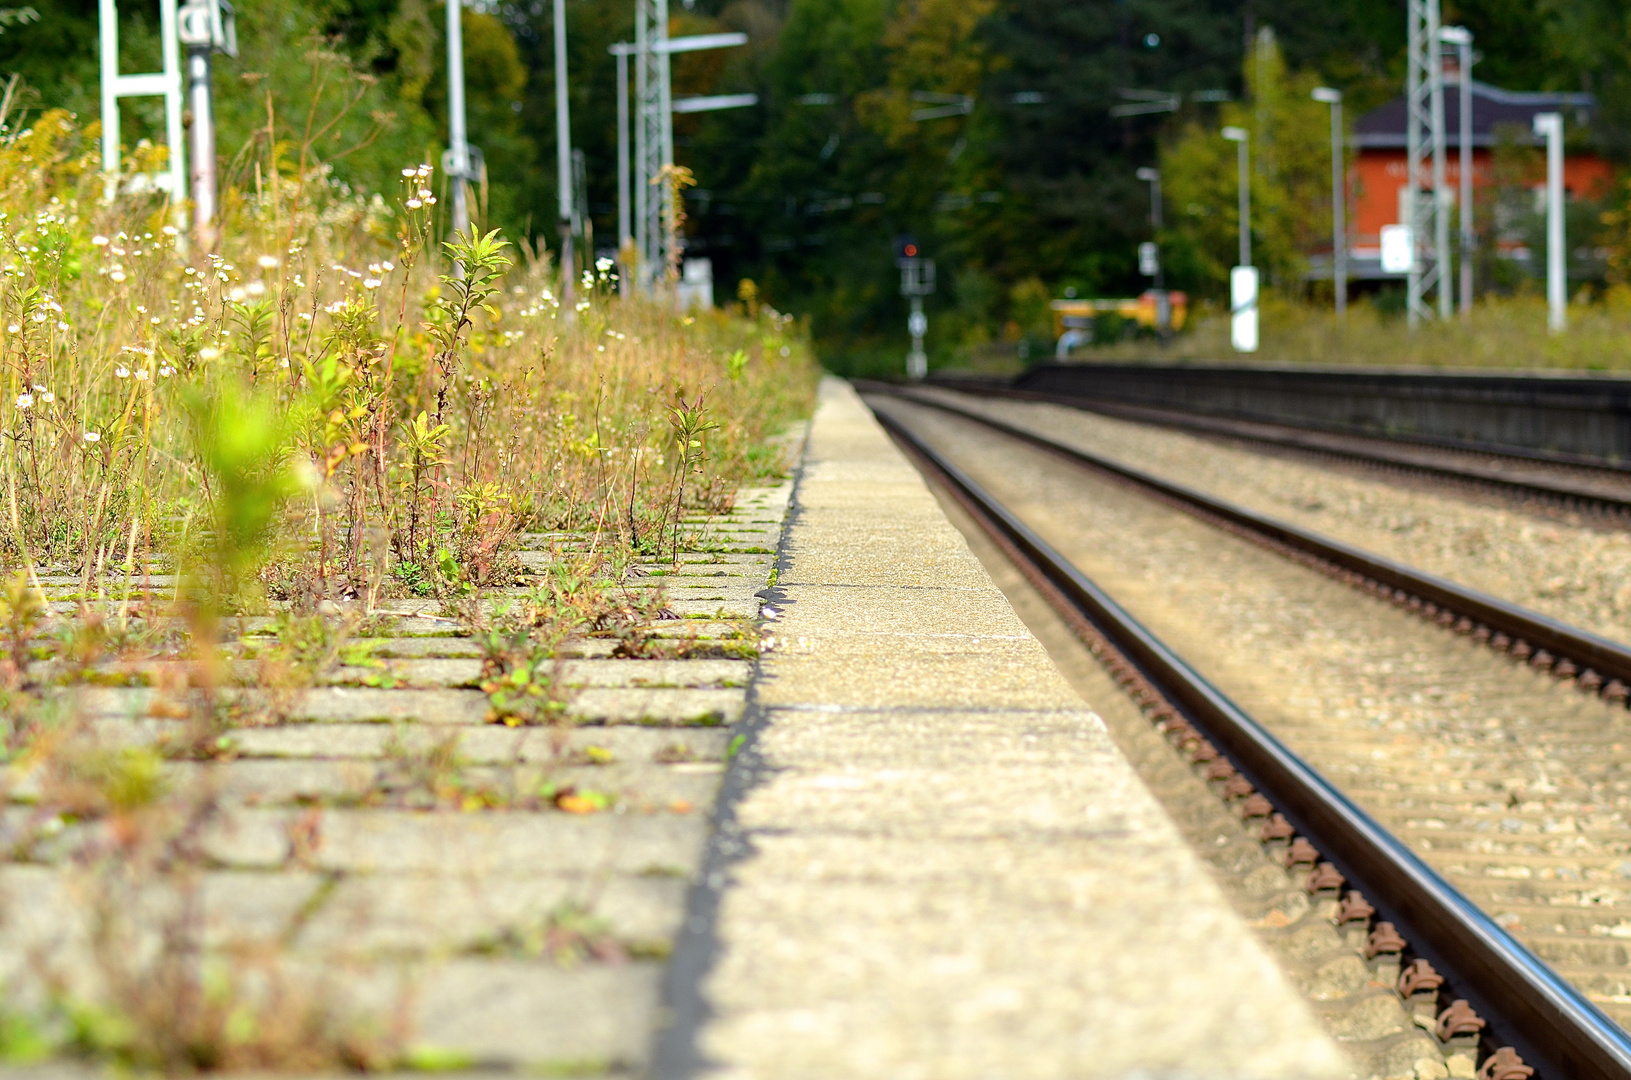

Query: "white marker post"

xmin=1533 ymin=111 xmax=1565 ymax=333
xmin=1221 ymin=126 xmax=1255 ymax=353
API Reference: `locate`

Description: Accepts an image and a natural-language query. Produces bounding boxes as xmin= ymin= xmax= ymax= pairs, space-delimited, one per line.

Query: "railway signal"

xmin=1134 ymin=166 xmax=1169 ymax=335
xmin=896 ymin=238 xmax=934 ymax=380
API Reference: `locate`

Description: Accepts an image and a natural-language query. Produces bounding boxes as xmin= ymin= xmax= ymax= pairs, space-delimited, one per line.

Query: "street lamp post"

xmin=1135 ymin=166 xmax=1169 ymax=334
xmin=1221 ymin=126 xmax=1256 ymax=352
xmin=1533 ymin=111 xmax=1565 ymax=333
xmin=1440 ymin=25 xmax=1474 ymax=319
xmin=1312 ymin=87 xmax=1346 ymax=316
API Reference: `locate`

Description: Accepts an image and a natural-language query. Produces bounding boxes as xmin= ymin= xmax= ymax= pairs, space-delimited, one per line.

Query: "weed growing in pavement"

xmin=0 ymin=69 xmax=814 ymax=1074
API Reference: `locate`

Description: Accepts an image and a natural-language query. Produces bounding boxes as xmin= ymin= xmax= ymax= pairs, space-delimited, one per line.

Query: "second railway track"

xmin=865 ymin=388 xmax=1631 ymax=1079
xmin=925 ymin=376 xmax=1631 ymax=521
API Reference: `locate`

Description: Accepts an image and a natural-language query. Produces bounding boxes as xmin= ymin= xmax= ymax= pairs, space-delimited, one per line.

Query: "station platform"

xmin=659 ymin=378 xmax=1350 ymax=1078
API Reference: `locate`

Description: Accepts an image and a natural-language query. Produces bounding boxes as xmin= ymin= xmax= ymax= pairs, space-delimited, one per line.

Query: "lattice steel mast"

xmin=1406 ymin=0 xmax=1451 ymax=325
xmin=634 ymin=0 xmax=672 ymax=289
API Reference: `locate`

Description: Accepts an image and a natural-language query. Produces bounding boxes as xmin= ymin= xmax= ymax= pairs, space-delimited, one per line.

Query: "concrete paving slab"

xmin=673 ymin=378 xmax=1349 ymax=1080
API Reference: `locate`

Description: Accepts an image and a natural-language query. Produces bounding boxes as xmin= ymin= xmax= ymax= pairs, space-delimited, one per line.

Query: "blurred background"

xmin=16 ymin=0 xmax=1631 ymax=375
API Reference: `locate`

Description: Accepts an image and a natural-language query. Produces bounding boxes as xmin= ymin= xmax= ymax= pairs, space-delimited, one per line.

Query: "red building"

xmin=1318 ymin=80 xmax=1613 ymax=282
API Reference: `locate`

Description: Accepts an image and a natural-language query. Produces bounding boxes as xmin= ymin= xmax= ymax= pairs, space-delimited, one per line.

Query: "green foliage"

xmin=1161 ymin=29 xmax=1337 ymax=293
xmin=181 ymin=379 xmax=307 ymax=591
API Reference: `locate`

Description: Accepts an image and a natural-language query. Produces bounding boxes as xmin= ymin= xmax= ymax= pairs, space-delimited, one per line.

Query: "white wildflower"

xmin=82 ymin=431 xmax=100 ymax=442
xmin=91 ymin=234 xmax=109 ymax=246
xmin=257 ymin=254 xmax=280 ymax=269
xmin=14 ymin=393 xmax=31 ymax=408
xmin=115 ymin=366 xmax=130 ymax=378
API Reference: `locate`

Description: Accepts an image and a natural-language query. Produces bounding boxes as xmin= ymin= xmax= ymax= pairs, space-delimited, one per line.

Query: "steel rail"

xmin=870 ymin=384 xmax=1631 ymax=698
xmin=923 ymin=376 xmax=1631 ymax=518
xmin=871 ymin=400 xmax=1631 ymax=1080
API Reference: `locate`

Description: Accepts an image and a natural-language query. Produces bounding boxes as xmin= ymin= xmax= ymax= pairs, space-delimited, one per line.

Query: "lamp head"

xmin=1533 ymin=111 xmax=1562 ymax=137
xmin=1220 ymin=126 xmax=1248 ymax=142
xmin=1135 ymin=167 xmax=1159 ymax=182
xmin=1439 ymin=25 xmax=1472 ymax=46
xmin=1311 ymin=87 xmax=1342 ymax=104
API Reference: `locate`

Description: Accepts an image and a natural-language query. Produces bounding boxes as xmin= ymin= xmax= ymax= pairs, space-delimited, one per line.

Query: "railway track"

xmin=923 ymin=376 xmax=1631 ymax=521
xmin=866 ymin=388 xmax=1631 ymax=1080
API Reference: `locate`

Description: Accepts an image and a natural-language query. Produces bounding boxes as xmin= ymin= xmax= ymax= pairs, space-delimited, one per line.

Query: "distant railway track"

xmin=864 ymin=383 xmax=1631 ymax=707
xmin=923 ymin=375 xmax=1631 ymax=521
xmin=868 ymin=388 xmax=1631 ymax=1080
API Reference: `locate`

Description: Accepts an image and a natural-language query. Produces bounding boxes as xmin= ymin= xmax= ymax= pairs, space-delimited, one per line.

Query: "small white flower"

xmin=14 ymin=393 xmax=31 ymax=408
xmin=31 ymin=311 xmax=45 ymax=323
xmin=229 ymin=287 xmax=246 ymax=302
xmin=4 ymin=324 xmax=15 ymax=333
xmin=162 ymin=225 xmax=178 ymax=236
xmin=158 ymin=365 xmax=174 ymax=377
xmin=109 ymin=270 xmax=126 ymax=283
xmin=245 ymin=281 xmax=266 ymax=297
xmin=115 ymin=366 xmax=130 ymax=378
xmin=425 ymin=196 xmax=437 ymax=205
xmin=279 ymin=357 xmax=290 ymax=369
xmin=382 ymin=260 xmax=394 ymax=271
xmin=83 ymin=431 xmax=100 ymax=442
xmin=257 ymin=254 xmax=280 ymax=269
xmin=199 ymin=347 xmax=220 ymax=361
xmin=406 ymin=198 xmax=423 ymax=209
xmin=401 ymin=167 xmax=417 ymax=177
xmin=364 ymin=278 xmax=382 ymax=289
xmin=417 ymin=188 xmax=432 ymax=199
xmin=57 ymin=322 xmax=69 ymax=331
xmin=91 ymin=234 xmax=109 ymax=246
xmin=39 ymin=392 xmax=52 ymax=404
xmin=134 ymin=368 xmax=150 ymax=381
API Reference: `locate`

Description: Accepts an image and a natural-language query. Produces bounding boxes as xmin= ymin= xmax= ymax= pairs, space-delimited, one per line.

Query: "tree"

xmin=1161 ymin=27 xmax=1336 ymax=294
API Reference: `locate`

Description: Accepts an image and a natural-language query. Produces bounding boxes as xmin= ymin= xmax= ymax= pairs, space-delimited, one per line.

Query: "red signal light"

xmin=904 ymin=244 xmax=917 ymax=257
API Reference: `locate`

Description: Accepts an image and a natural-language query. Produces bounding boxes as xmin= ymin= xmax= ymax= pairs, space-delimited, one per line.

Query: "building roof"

xmin=1353 ymin=79 xmax=1595 ymax=149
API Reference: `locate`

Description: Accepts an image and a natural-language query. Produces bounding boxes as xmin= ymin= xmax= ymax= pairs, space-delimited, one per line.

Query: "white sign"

xmin=908 ymin=310 xmax=928 ymax=338
xmin=1380 ymin=224 xmax=1414 ymax=274
xmin=1138 ymin=241 xmax=1159 ymax=277
xmin=1230 ymin=265 xmax=1258 ymax=353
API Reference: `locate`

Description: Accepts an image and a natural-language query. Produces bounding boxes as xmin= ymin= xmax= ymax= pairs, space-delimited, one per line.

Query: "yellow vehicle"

xmin=1050 ymin=290 xmax=1187 ymax=350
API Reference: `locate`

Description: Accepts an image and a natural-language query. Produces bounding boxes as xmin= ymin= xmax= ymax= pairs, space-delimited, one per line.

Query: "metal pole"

xmin=1535 ymin=112 xmax=1565 ymax=333
xmin=1313 ymin=88 xmax=1345 ymax=316
xmin=554 ymin=0 xmax=574 ymax=301
xmin=615 ymin=45 xmax=630 ymax=297
xmin=99 ymin=0 xmax=120 ymax=204
xmin=1331 ymin=97 xmax=1345 ymax=316
xmin=1452 ymin=31 xmax=1474 ymax=319
xmin=1238 ymin=138 xmax=1250 ymax=268
xmin=159 ymin=0 xmax=186 ymax=231
xmin=1430 ymin=28 xmax=1450 ymax=320
xmin=446 ymin=0 xmax=470 ymax=237
xmin=184 ymin=45 xmax=215 ymax=236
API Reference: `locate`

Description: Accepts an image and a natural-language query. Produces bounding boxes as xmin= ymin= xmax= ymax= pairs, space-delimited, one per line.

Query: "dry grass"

xmin=1081 ymin=291 xmax=1631 ymax=372
xmin=0 ymin=83 xmax=818 ymax=1072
